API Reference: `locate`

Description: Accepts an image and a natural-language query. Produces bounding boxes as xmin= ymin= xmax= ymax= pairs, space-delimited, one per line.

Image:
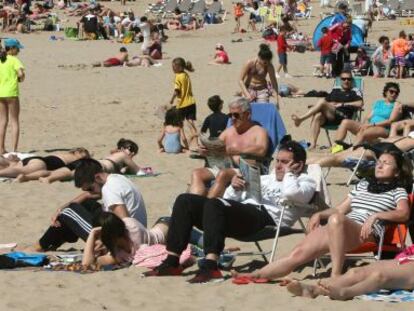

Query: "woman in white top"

xmin=371 ymin=36 xmax=393 ymax=78
xmin=233 ymin=146 xmax=412 ymax=280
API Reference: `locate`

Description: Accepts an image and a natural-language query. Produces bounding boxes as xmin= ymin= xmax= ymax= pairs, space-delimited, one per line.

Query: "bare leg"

xmin=186 ymin=119 xmax=199 ymax=148
xmin=207 ymin=168 xmax=237 ymax=198
xmin=334 ymin=119 xmax=361 ymax=142
xmin=15 ymin=169 xmax=50 ymax=183
xmin=353 ymin=127 xmax=389 ymax=146
xmin=309 ymin=112 xmax=325 ymax=149
xmin=189 ymin=168 xmax=214 ymax=196
xmin=0 ymin=99 xmax=9 ymax=154
xmin=0 ymin=160 xmax=45 ymax=178
xmin=291 ymin=100 xmax=335 ymax=127
xmin=8 ymin=97 xmax=20 ymax=152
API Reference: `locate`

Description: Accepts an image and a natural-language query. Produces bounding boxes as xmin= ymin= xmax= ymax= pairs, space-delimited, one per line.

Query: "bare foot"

xmin=14 ymin=174 xmax=28 ymax=183
xmin=327 ymin=285 xmax=350 ymax=301
xmin=287 ymin=280 xmax=323 ymax=298
xmin=38 ymin=177 xmax=51 ymax=184
xmin=291 ymin=114 xmax=302 ymax=127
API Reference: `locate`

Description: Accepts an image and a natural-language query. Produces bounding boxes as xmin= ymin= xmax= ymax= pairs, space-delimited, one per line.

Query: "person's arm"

xmin=371 ymin=47 xmax=381 ymax=61
xmin=157 ymin=127 xmax=165 ymax=151
xmin=17 ymin=68 xmax=25 ymax=82
xmin=281 ymin=173 xmax=316 ymax=204
xmin=180 ymin=127 xmax=189 ymax=149
xmin=82 ymin=227 xmax=117 ymax=266
xmin=200 ymin=117 xmax=209 ymax=134
xmin=239 ymin=61 xmax=253 ymax=100
xmin=307 ymin=197 xmax=352 ymax=232
xmin=344 ymin=98 xmax=364 ymax=109
xmin=223 ymin=173 xmax=246 ymax=201
xmin=122 ymin=155 xmax=140 ymax=174
xmin=108 ymin=204 xmax=129 ymax=219
xmin=267 ymin=63 xmax=280 ymax=108
xmin=170 ymin=88 xmax=179 ymax=105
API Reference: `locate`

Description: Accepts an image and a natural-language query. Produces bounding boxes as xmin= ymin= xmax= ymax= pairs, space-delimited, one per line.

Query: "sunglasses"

xmin=341 ymin=77 xmax=353 ymax=81
xmin=388 ymin=89 xmax=399 ymax=95
xmin=228 ymin=112 xmax=243 ymax=119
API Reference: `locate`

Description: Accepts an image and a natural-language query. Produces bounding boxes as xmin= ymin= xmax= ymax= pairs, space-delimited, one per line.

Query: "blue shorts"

xmin=278 ymin=53 xmax=287 ymax=65
xmin=320 ymin=54 xmax=332 ymax=65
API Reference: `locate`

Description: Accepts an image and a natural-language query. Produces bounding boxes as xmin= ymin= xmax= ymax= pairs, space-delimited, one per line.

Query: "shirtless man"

xmin=239 ymin=44 xmax=280 ymax=108
xmin=92 ymin=47 xmax=129 ymax=67
xmin=190 ymin=97 xmax=269 ymax=198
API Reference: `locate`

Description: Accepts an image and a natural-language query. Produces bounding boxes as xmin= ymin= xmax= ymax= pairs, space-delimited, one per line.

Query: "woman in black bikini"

xmin=37 ymin=139 xmax=141 ymax=184
xmin=0 ymin=147 xmax=90 ymax=181
xmin=239 ymin=44 xmax=280 ymax=108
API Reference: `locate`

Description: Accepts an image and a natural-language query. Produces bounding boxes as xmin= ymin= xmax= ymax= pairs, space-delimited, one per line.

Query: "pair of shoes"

xmin=142 ymin=262 xmax=184 ymax=277
xmin=335 ymin=140 xmax=352 ymax=150
xmin=187 ymin=267 xmax=223 ymax=283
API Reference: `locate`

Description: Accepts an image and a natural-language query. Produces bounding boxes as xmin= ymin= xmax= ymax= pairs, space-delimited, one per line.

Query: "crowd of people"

xmin=2 ymin=0 xmax=414 ymax=304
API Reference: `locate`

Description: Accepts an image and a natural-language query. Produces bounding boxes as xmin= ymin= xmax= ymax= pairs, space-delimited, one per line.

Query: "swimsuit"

xmin=164 ymin=132 xmax=182 ymax=153
xmin=22 ymin=156 xmax=66 ymax=171
xmin=104 ymin=58 xmax=122 ymax=66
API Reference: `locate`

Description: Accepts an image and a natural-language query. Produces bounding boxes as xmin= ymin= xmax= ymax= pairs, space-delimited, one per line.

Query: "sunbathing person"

xmin=32 ymin=139 xmax=140 ymax=183
xmin=126 ymin=55 xmax=159 ymax=67
xmin=332 ymin=82 xmax=402 ymax=152
xmin=286 ymin=254 xmax=414 ymax=300
xmin=0 ymin=148 xmax=90 ymax=180
xmin=307 ymin=135 xmax=414 ymax=168
xmin=239 ymin=44 xmax=280 ymax=107
xmin=81 ymin=212 xmax=168 ymax=266
xmin=30 ymin=159 xmax=147 ymax=252
xmin=144 ymin=140 xmax=316 ymax=282
xmin=291 ymin=70 xmax=363 ymax=149
xmin=190 ymin=97 xmax=268 ymax=198
xmin=232 ymin=146 xmax=411 ymax=281
xmin=92 ymin=47 xmax=129 ymax=67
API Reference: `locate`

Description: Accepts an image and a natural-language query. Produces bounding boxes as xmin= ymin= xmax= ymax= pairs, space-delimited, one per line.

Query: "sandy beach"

xmin=1 ymin=0 xmax=414 ymax=309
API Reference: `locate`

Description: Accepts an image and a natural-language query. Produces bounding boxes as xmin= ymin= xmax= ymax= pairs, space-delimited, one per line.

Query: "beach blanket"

xmin=0 ymin=252 xmax=48 ymax=269
xmin=357 ymin=290 xmax=414 ymax=302
xmin=133 ymin=244 xmax=192 ymax=269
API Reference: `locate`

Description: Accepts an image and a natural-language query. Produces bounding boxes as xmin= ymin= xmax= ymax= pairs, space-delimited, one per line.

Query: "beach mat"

xmin=357 ymin=289 xmax=414 ymax=302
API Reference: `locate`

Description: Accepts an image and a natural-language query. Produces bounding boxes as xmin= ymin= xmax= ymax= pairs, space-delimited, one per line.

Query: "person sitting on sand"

xmin=190 ymin=97 xmax=268 ymax=198
xmin=239 ymin=44 xmax=280 ymax=107
xmin=158 ymin=108 xmax=189 ymax=154
xmin=291 ymin=70 xmax=363 ymax=149
xmin=146 ymin=31 xmax=162 ymax=60
xmin=286 ymin=250 xmax=414 ymax=300
xmin=232 ymin=146 xmax=411 ymax=281
xmin=81 ymin=212 xmax=169 ymax=265
xmin=331 ymin=82 xmax=402 ymax=153
xmin=31 ymin=159 xmax=147 ymax=252
xmin=25 ymin=138 xmax=140 ymax=184
xmin=92 ymin=47 xmax=129 ymax=67
xmin=143 ymin=140 xmax=316 ymax=283
xmin=200 ymin=95 xmax=229 ymax=138
xmin=0 ymin=148 xmax=90 ymax=181
xmin=209 ymin=43 xmax=230 ymax=65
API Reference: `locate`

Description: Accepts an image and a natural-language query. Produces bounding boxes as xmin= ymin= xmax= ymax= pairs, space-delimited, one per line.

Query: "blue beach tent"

xmin=312 ymin=15 xmax=365 ymax=49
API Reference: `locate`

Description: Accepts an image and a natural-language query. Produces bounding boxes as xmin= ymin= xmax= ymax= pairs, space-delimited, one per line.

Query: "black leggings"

xmin=166 ymin=193 xmax=275 ymax=256
xmin=39 ymin=200 xmax=102 ymax=251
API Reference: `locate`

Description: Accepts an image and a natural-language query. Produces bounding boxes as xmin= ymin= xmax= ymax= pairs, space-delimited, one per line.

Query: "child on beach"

xmin=276 ymin=26 xmax=293 ymax=78
xmin=200 ymin=95 xmax=229 ymax=138
xmin=170 ymin=57 xmax=198 ymax=148
xmin=391 ymin=30 xmax=410 ymax=79
xmin=209 ymin=43 xmax=230 ymax=65
xmin=139 ymin=16 xmax=151 ymax=53
xmin=317 ymin=26 xmax=333 ymax=78
xmin=233 ymin=2 xmax=244 ymax=33
xmin=158 ymin=108 xmax=189 ymax=153
xmin=92 ymin=47 xmax=129 ymax=67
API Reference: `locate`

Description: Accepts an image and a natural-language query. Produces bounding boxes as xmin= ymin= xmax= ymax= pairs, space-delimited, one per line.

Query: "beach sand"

xmin=1 ymin=1 xmax=414 ymax=310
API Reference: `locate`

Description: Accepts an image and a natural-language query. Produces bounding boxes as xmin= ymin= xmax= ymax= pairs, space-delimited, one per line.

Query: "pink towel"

xmin=132 ymin=244 xmax=192 ymax=269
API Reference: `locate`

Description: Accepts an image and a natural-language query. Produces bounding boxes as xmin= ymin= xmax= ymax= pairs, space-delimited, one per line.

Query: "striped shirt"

xmin=346 ymin=180 xmax=408 ymax=238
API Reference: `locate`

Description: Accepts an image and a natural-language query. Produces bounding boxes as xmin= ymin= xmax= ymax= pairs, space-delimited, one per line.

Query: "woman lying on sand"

xmin=0 ymin=148 xmax=90 ymax=181
xmin=286 ymin=256 xmax=414 ymax=300
xmin=307 ymin=135 xmax=414 ymax=168
xmin=82 ymin=212 xmax=169 ymax=265
xmin=232 ymin=147 xmax=411 ymax=280
xmin=33 ymin=138 xmax=141 ymax=184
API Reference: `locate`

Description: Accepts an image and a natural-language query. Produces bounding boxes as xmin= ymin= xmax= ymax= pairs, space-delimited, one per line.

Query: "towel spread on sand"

xmin=357 ymin=290 xmax=414 ymax=303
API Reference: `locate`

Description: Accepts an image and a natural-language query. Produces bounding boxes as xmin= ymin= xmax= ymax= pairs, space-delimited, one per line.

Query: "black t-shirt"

xmin=325 ymin=88 xmax=362 ymax=116
xmin=201 ymin=112 xmax=229 ymax=138
xmin=81 ymin=14 xmax=98 ymax=33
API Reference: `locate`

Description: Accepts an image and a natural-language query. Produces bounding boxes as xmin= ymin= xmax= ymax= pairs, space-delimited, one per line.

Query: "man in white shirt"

xmin=34 ymin=159 xmax=147 ymax=251
xmin=145 ymin=140 xmax=316 ymax=283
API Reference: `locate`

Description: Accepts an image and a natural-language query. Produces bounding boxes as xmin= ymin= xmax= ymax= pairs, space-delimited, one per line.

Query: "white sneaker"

xmin=276 ymin=73 xmax=281 ymax=78
xmin=284 ymin=73 xmax=292 ymax=78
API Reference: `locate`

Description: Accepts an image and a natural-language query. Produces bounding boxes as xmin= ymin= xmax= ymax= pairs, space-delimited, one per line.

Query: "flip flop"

xmin=232 ymin=276 xmax=270 ymax=285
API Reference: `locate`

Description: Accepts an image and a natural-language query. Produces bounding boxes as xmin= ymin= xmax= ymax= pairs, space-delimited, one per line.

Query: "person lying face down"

xmin=189 ymin=97 xmax=269 ymax=198
xmin=144 ymin=140 xmax=317 ymax=283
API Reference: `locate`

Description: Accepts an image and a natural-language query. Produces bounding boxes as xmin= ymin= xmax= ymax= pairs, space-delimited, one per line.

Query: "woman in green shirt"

xmin=0 ymin=38 xmax=25 ymax=154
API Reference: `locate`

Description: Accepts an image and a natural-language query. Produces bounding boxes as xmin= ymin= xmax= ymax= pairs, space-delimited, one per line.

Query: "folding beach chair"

xmin=190 ymin=0 xmax=206 ymax=17
xmin=178 ymin=0 xmax=193 ymax=13
xmin=204 ymin=1 xmax=226 ymax=24
xmin=322 ymin=76 xmax=364 ymax=147
xmin=237 ymin=164 xmax=331 ymax=263
xmin=314 ymin=194 xmax=414 ymax=275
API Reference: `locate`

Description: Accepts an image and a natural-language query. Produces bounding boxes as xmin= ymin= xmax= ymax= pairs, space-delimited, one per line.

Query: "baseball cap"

xmin=4 ymin=38 xmax=24 ymax=49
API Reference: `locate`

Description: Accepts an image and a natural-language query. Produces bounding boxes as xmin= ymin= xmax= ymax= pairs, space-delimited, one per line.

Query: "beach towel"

xmin=357 ymin=290 xmax=414 ymax=302
xmin=0 ymin=252 xmax=48 ymax=269
xmin=132 ymin=244 xmax=192 ymax=269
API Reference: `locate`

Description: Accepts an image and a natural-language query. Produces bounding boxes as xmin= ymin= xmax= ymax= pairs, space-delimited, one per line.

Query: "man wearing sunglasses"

xmin=144 ymin=140 xmax=316 ymax=283
xmin=291 ymin=70 xmax=363 ymax=149
xmin=32 ymin=159 xmax=147 ymax=252
xmin=190 ymin=97 xmax=269 ymax=198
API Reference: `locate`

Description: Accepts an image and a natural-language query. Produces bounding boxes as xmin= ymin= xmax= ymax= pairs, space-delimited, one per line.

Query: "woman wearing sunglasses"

xmin=332 ymin=82 xmax=402 ymax=153
xmin=233 ymin=146 xmax=412 ymax=282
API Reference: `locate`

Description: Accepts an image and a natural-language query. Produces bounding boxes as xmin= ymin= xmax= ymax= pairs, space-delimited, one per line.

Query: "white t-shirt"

xmin=102 ymin=174 xmax=147 ymax=227
xmin=139 ymin=22 xmax=151 ymax=38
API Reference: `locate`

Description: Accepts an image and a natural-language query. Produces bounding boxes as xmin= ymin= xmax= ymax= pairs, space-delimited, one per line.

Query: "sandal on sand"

xmin=232 ymin=276 xmax=270 ymax=285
